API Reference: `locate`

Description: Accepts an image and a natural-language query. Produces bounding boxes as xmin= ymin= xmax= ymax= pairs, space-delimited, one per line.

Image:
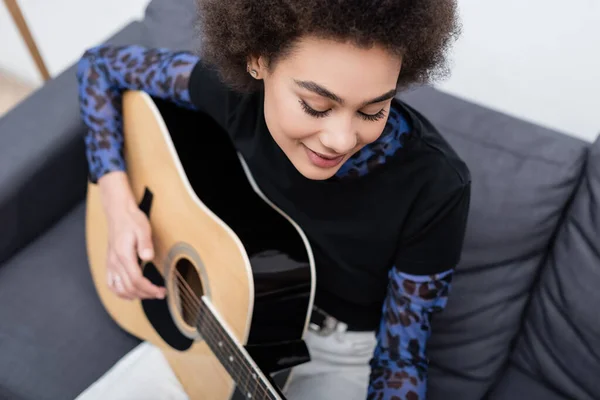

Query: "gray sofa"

xmin=1 ymin=1 xmax=598 ymax=399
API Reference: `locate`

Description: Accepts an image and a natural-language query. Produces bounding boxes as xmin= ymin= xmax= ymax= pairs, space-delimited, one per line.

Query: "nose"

xmin=318 ymin=119 xmax=357 ymax=154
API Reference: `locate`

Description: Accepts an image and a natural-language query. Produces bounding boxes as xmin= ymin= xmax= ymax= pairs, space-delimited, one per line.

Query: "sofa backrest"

xmin=0 ymin=23 xmax=145 ymax=266
xmin=510 ymin=133 xmax=600 ymax=400
xmin=399 ymin=87 xmax=589 ymax=399
xmin=142 ymin=0 xmax=201 ymax=51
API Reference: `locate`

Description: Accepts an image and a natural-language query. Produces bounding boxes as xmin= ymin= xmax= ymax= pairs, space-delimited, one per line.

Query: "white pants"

xmin=76 ymin=328 xmax=377 ymax=400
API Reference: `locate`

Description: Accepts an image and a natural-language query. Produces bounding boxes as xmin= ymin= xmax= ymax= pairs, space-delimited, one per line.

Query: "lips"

xmin=304 ymin=145 xmax=345 ymax=168
xmin=312 ymin=150 xmax=341 ymax=160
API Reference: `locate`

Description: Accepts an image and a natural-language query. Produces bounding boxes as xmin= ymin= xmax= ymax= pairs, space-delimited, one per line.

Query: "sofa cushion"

xmin=0 ymin=21 xmax=144 ymax=267
xmin=0 ymin=203 xmax=140 ymax=400
xmin=510 ymin=133 xmax=600 ymax=400
xmin=399 ymin=87 xmax=589 ymax=399
xmin=487 ymin=365 xmax=570 ymax=400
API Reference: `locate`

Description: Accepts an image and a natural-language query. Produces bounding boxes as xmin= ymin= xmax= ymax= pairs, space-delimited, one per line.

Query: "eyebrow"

xmin=294 ymin=80 xmax=397 ymax=107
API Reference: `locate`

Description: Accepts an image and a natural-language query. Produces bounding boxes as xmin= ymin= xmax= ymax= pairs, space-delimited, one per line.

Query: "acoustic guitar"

xmin=85 ymin=90 xmax=316 ymax=399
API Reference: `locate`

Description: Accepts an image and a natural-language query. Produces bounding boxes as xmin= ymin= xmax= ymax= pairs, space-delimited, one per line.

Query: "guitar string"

xmin=172 ymin=272 xmax=274 ymax=400
xmin=173 ymin=284 xmax=270 ymax=400
xmin=172 ymin=271 xmax=277 ymax=400
xmin=172 ymin=274 xmax=270 ymax=400
xmin=172 ymin=272 xmax=276 ymax=400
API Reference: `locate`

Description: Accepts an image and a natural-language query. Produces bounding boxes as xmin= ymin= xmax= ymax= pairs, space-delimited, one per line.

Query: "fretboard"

xmin=196 ymin=297 xmax=283 ymax=400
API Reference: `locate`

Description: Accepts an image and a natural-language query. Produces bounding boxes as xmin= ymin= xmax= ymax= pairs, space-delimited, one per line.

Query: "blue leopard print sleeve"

xmin=368 ymin=268 xmax=453 ymax=400
xmin=336 ymin=105 xmax=410 ymax=179
xmin=76 ymin=45 xmax=199 ymax=183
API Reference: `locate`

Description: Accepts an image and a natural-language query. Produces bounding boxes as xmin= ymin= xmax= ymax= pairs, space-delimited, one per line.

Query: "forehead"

xmin=276 ymin=35 xmax=402 ymax=102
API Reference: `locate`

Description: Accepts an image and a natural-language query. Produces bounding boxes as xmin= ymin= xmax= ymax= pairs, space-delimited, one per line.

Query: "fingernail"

xmin=141 ymin=249 xmax=153 ymax=259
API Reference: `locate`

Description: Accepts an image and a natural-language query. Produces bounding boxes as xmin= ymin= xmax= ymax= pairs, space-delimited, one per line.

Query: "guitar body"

xmin=85 ymin=91 xmax=315 ymax=399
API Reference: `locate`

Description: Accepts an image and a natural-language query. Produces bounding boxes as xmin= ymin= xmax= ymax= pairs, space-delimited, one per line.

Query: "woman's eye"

xmin=299 ymin=99 xmax=387 ymax=122
xmin=359 ymin=109 xmax=387 ymax=122
xmin=299 ymin=100 xmax=330 ymax=118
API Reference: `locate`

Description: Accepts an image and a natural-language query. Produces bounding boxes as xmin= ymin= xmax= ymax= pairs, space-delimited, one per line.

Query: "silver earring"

xmin=247 ymin=64 xmax=258 ymax=78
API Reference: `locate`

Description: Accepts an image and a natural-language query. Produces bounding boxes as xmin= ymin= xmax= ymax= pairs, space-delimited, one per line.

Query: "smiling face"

xmin=248 ymin=35 xmax=403 ymax=180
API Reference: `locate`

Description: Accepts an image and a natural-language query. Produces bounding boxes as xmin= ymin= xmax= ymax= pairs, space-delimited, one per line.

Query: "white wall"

xmin=0 ymin=0 xmax=150 ymax=83
xmin=1 ymin=0 xmax=599 ymax=142
xmin=436 ymin=0 xmax=600 ymax=142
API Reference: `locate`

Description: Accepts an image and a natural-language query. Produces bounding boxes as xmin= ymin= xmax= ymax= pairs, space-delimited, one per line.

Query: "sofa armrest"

xmin=0 ymin=21 xmax=144 ymax=265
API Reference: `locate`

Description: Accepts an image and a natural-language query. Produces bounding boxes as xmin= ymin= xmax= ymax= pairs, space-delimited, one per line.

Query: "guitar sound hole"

xmin=174 ymin=258 xmax=204 ymax=328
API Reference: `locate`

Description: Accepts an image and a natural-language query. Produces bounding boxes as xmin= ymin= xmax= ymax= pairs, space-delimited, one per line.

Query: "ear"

xmin=247 ymin=55 xmax=267 ymax=80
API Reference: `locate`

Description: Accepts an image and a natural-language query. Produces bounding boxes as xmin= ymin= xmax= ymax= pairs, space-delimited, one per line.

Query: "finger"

xmin=118 ymin=252 xmax=154 ymax=299
xmin=136 ymin=226 xmax=154 ymax=261
xmin=118 ymin=236 xmax=163 ymax=299
xmin=106 ymin=254 xmax=124 ymax=295
xmin=117 ymin=267 xmax=137 ymax=300
xmin=107 ymin=267 xmax=134 ymax=300
xmin=136 ymin=229 xmax=167 ymax=299
xmin=115 ymin=232 xmax=152 ymax=298
xmin=110 ymin=243 xmax=139 ymax=299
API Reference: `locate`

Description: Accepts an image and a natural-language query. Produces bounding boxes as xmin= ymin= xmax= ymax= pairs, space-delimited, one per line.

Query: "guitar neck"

xmin=196 ymin=298 xmax=285 ymax=400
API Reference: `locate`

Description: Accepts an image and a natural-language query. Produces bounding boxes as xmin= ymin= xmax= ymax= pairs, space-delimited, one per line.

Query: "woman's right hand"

xmin=99 ymin=172 xmax=167 ymax=300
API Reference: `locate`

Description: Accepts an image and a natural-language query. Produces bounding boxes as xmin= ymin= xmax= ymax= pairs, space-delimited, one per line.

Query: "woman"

xmin=75 ymin=0 xmax=470 ymax=399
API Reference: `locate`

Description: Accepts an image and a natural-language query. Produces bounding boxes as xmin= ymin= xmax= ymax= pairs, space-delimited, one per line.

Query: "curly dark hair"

xmin=196 ymin=0 xmax=461 ymax=92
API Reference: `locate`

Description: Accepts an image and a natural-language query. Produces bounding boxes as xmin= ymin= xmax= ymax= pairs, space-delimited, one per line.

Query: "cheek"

xmin=358 ymin=119 xmax=388 ymax=145
xmin=264 ymin=84 xmax=318 ymax=141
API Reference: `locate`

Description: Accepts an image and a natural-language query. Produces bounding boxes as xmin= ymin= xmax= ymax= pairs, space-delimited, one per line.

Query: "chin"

xmin=294 ymin=163 xmax=339 ymax=181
